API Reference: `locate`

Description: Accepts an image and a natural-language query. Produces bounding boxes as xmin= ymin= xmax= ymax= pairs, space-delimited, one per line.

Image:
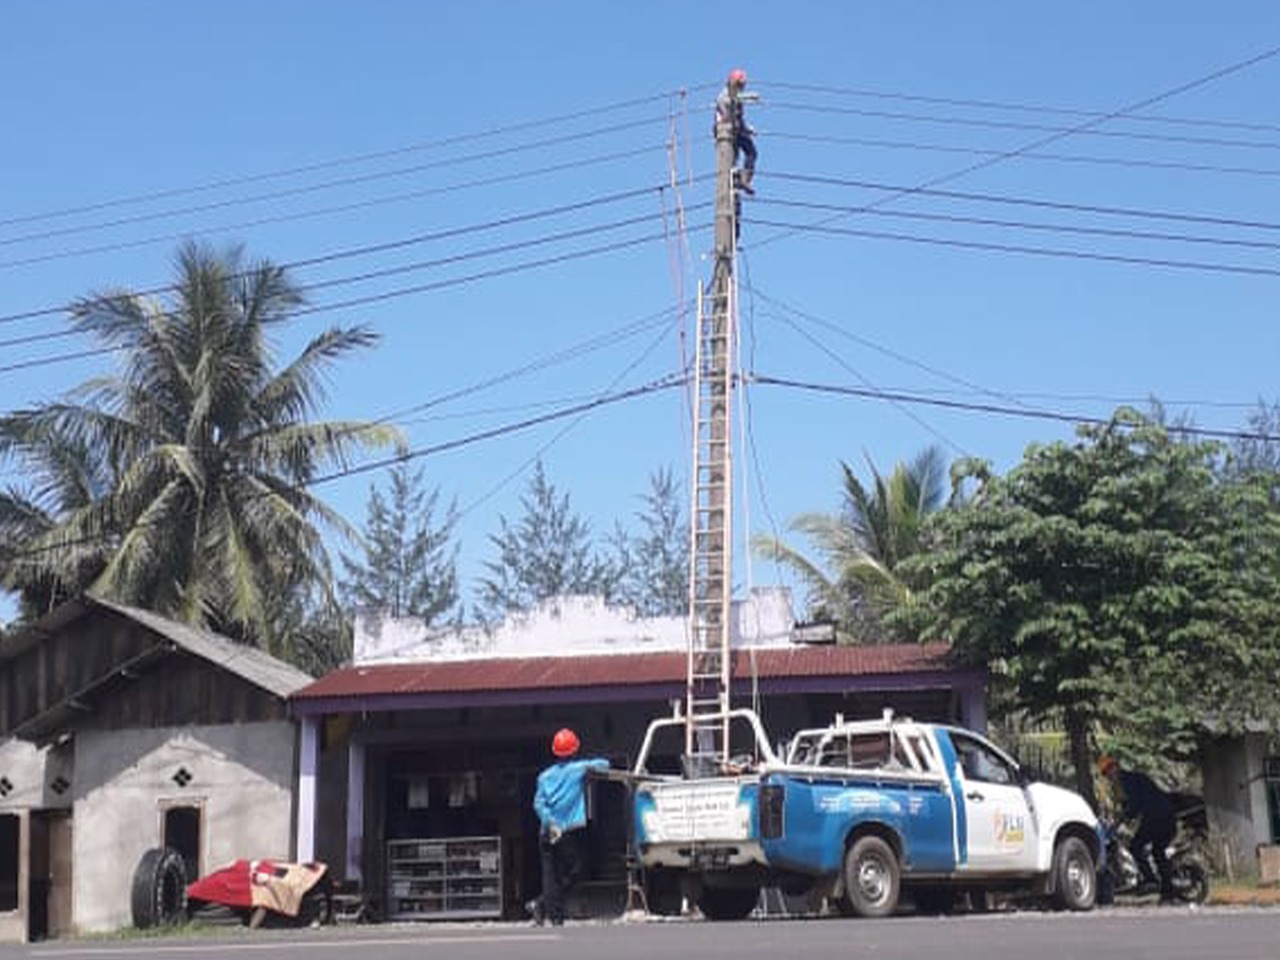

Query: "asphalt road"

xmin=6 ymin=907 xmax=1280 ymax=960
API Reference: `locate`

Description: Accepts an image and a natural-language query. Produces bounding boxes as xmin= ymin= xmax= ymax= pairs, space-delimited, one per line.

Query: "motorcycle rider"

xmin=1099 ymin=754 xmax=1177 ymax=902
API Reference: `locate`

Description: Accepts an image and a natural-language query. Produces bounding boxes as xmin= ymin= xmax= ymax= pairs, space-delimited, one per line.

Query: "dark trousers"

xmin=538 ymin=829 xmax=587 ymax=924
xmin=735 ymin=130 xmax=757 ymax=174
xmin=1130 ymin=816 xmax=1175 ymax=896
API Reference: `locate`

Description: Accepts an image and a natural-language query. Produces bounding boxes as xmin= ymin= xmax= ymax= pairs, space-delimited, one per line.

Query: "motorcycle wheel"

xmin=1171 ymin=859 xmax=1209 ymax=905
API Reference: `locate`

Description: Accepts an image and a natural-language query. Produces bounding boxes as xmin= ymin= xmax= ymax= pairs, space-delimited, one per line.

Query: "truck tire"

xmin=842 ymin=835 xmax=900 ymax=918
xmin=696 ymin=885 xmax=759 ymax=921
xmin=131 ymin=847 xmax=188 ymax=929
xmin=1050 ymin=836 xmax=1096 ymax=911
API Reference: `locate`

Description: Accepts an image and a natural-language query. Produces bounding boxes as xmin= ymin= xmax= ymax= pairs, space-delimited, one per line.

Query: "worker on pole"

xmin=715 ymin=68 xmax=759 ymax=195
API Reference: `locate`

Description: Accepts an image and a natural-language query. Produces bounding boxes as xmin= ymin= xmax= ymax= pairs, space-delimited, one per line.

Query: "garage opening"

xmin=163 ymin=806 xmax=202 ymax=883
xmin=0 ymin=814 xmax=18 ymax=911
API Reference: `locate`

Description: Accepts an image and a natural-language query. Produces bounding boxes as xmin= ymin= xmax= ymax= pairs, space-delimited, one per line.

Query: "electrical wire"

xmin=0 ymin=117 xmax=672 ymax=251
xmin=750 ymin=44 xmax=1280 ymax=251
xmin=764 ymin=80 xmax=1280 ymax=136
xmin=745 ymin=216 xmax=1280 ymax=277
xmin=0 ymin=146 xmax=674 ymax=271
xmin=0 ymin=87 xmax=707 ymax=229
xmin=768 ymin=130 xmax=1280 ymax=179
xmin=767 ymin=99 xmax=1280 ymax=152
xmin=748 ymin=374 xmax=1280 ymax=443
xmin=765 ymin=172 xmax=1280 ymax=232
xmin=0 ymin=223 xmax=712 ymax=376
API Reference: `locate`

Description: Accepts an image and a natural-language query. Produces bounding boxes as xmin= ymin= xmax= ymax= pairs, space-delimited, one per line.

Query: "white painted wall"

xmin=71 ymin=722 xmax=296 ymax=934
xmin=354 ymin=587 xmax=796 ymax=664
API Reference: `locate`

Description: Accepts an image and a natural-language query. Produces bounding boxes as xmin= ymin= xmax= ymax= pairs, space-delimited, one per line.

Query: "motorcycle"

xmin=1097 ymin=793 xmax=1210 ymax=905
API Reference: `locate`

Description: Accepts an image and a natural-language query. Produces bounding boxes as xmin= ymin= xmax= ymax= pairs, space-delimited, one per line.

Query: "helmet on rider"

xmin=552 ymin=727 xmax=580 ymax=758
xmin=1098 ymin=754 xmax=1119 ymax=776
xmin=728 ymin=68 xmax=747 ymax=88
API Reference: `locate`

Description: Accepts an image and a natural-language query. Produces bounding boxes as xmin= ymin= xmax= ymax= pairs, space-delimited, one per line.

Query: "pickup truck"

xmin=631 ymin=709 xmax=1100 ymax=920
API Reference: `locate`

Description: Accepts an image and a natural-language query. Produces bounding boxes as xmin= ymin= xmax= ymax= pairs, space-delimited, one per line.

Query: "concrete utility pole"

xmin=684 ymin=99 xmax=740 ymax=766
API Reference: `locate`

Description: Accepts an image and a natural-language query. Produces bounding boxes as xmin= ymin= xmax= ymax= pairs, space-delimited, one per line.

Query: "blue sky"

xmin=3 ymin=2 xmax=1279 ymax=618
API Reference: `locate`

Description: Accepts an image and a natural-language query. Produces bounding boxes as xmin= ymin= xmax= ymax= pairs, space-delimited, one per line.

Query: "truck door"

xmin=946 ymin=731 xmax=1037 ymax=873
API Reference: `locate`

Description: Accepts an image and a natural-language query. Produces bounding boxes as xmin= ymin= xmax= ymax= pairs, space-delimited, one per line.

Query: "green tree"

xmin=611 ymin=467 xmax=688 ymax=617
xmin=0 ymin=241 xmax=400 ymax=659
xmin=0 ymin=415 xmax=115 ymax=618
xmin=477 ymin=460 xmax=616 ymax=620
xmin=340 ymin=463 xmax=460 ymax=624
xmin=754 ymin=445 xmax=946 ymax=643
xmin=896 ymin=409 xmax=1280 ymax=803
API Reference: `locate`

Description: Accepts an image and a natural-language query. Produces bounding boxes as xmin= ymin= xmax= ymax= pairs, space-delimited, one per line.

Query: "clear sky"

xmin=2 ymin=2 xmax=1279 ymax=618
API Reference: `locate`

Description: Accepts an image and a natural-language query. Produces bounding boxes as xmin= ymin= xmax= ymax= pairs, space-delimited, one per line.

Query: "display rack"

xmin=385 ymin=836 xmax=503 ymax=920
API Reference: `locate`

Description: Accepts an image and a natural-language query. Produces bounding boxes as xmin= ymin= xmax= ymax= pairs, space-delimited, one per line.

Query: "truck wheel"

xmin=130 ymin=847 xmax=188 ymax=929
xmin=842 ymin=836 xmax=900 ymax=918
xmin=1051 ymin=836 xmax=1096 ymax=911
xmin=696 ymin=885 xmax=759 ymax=921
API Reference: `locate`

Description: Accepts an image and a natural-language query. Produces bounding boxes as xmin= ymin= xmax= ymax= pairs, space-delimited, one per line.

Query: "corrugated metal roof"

xmin=293 ymin=642 xmax=956 ymax=704
xmin=91 ymin=598 xmax=315 ymax=698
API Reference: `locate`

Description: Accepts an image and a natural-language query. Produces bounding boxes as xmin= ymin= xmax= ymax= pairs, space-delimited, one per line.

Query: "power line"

xmin=747 ymin=216 xmax=1280 ymax=277
xmin=752 ymin=45 xmax=1280 ymax=251
xmin=751 ymin=288 xmax=1041 ymax=417
xmin=767 ymin=99 xmax=1280 ymax=152
xmin=0 ymin=223 xmax=712 ymax=375
xmin=766 ymin=172 xmax=1280 ymax=232
xmin=0 ymin=146 xmax=672 ymax=271
xmin=755 ymin=197 xmax=1280 ymax=253
xmin=769 ymin=130 xmax=1280 ymax=179
xmin=765 ymin=81 xmax=1280 ymax=136
xmin=0 ymin=116 xmax=672 ymax=252
xmin=0 ymin=183 xmax=696 ymax=336
xmin=762 ymin=172 xmax=1280 ymax=232
xmin=0 ymin=88 xmax=703 ymax=229
xmin=748 ymin=374 xmax=1280 ymax=444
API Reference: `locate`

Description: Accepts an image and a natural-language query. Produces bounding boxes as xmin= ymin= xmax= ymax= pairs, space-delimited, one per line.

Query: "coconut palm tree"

xmin=0 ymin=241 xmax=401 ymax=655
xmin=753 ymin=445 xmax=947 ymax=643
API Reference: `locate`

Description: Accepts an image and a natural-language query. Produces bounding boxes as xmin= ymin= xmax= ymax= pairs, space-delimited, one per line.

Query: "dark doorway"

xmin=27 ymin=811 xmax=71 ymax=941
xmin=163 ymin=806 xmax=202 ymax=883
xmin=0 ymin=814 xmax=18 ymax=912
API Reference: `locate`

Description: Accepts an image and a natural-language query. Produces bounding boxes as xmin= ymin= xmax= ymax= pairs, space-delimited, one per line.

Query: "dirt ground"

xmin=1207 ymin=883 xmax=1280 ymax=906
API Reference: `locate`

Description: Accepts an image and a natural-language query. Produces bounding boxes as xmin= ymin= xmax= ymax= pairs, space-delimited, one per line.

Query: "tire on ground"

xmin=131 ymin=847 xmax=189 ymax=929
xmin=1050 ymin=836 xmax=1097 ymax=911
xmin=842 ymin=835 xmax=900 ymax=918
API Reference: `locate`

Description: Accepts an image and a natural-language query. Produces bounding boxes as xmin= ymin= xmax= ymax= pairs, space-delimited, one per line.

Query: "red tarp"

xmin=187 ymin=859 xmax=327 ymax=918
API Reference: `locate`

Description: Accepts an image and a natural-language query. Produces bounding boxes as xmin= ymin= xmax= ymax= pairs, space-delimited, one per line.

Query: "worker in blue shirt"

xmin=530 ymin=728 xmax=610 ymax=925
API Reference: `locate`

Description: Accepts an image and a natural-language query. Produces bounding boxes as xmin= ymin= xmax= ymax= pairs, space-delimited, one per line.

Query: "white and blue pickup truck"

xmin=631 ymin=709 xmax=1100 ymax=920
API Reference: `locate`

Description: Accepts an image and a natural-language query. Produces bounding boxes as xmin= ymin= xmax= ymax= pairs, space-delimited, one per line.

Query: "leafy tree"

xmin=1228 ymin=400 xmax=1280 ymax=500
xmin=611 ymin=467 xmax=688 ymax=617
xmin=753 ymin=446 xmax=946 ymax=643
xmin=896 ymin=409 xmax=1280 ymax=803
xmin=477 ymin=460 xmax=616 ymax=620
xmin=0 ymin=415 xmax=116 ymax=618
xmin=340 ymin=462 xmax=460 ymax=624
xmin=0 ymin=241 xmax=400 ymax=660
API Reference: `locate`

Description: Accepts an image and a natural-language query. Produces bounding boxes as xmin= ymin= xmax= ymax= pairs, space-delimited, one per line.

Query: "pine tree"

xmin=340 ymin=463 xmax=460 ymax=625
xmin=477 ymin=460 xmax=615 ymax=620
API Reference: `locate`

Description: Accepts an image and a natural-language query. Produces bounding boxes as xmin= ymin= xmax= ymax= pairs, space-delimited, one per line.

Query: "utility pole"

xmin=685 ymin=94 xmax=740 ymax=768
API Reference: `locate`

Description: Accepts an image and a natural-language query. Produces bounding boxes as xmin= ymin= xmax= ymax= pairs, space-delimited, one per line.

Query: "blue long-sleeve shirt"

xmin=534 ymin=757 xmax=609 ymax=834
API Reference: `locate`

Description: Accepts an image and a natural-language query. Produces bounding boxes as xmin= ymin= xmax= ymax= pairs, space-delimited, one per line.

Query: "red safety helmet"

xmin=1097 ymin=754 xmax=1118 ymax=776
xmin=728 ymin=68 xmax=747 ymax=87
xmin=552 ymin=727 xmax=580 ymax=758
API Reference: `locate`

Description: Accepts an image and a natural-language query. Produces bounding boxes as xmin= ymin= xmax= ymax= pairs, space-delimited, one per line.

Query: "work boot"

xmin=739 ymin=169 xmax=755 ymax=195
